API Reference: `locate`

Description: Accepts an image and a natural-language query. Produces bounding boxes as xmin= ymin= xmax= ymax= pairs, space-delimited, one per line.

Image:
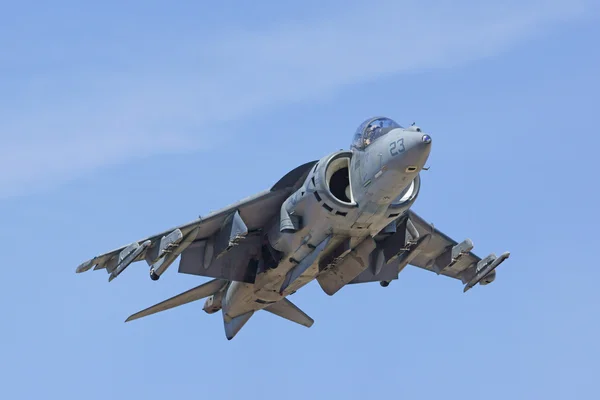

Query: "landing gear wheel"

xmin=380 ymin=281 xmax=390 ymax=287
xmin=150 ymin=269 xmax=160 ymax=281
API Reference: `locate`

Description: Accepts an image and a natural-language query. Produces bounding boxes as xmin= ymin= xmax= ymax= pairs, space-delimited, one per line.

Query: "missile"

xmin=108 ymin=240 xmax=152 ymax=282
xmin=463 ymin=251 xmax=510 ymax=293
xmin=149 ymin=226 xmax=200 ymax=280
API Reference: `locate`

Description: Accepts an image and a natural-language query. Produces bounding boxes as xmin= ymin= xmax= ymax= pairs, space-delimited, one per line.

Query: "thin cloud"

xmin=0 ymin=0 xmax=590 ymax=198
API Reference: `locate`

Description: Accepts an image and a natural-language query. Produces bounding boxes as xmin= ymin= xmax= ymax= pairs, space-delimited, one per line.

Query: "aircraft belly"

xmin=259 ymin=228 xmax=334 ymax=291
xmin=258 ymin=201 xmax=385 ymax=295
xmin=279 ymin=252 xmax=324 ymax=294
xmin=223 ymin=282 xmax=259 ymax=319
xmin=316 ymin=235 xmax=377 ymax=295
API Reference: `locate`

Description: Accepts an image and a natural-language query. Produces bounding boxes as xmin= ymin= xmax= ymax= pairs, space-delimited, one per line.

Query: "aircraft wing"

xmin=75 ymin=161 xmax=317 ymax=282
xmin=404 ymin=210 xmax=509 ymax=287
xmin=351 ymin=210 xmax=510 ymax=291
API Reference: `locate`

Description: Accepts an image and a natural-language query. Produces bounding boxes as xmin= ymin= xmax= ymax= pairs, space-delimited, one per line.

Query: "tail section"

xmin=264 ymin=298 xmax=314 ymax=328
xmin=223 ymin=310 xmax=254 ymax=340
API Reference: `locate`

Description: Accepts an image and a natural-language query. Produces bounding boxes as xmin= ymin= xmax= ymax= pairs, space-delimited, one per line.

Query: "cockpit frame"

xmin=351 ymin=116 xmax=403 ymax=150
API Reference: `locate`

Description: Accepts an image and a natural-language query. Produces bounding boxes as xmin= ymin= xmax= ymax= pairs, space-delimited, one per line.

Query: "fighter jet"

xmin=76 ymin=116 xmax=510 ymax=340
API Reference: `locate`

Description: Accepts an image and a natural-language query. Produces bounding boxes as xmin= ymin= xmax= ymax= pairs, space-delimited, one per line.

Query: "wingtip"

xmin=75 ymin=260 xmax=93 ymax=274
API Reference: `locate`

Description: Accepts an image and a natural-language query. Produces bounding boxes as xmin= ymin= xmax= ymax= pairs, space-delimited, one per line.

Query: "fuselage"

xmin=218 ymin=118 xmax=432 ymax=320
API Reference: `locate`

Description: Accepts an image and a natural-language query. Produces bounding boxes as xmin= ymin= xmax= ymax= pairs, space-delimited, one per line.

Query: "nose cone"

xmin=397 ymin=130 xmax=431 ymax=173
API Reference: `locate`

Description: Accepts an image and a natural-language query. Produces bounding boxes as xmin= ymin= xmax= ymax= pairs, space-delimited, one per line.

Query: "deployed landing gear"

xmin=150 ymin=269 xmax=160 ymax=281
xmin=380 ymin=281 xmax=390 ymax=287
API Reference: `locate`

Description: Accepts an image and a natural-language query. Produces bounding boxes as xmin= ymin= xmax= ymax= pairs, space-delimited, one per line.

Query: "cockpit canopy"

xmin=351 ymin=117 xmax=403 ymax=150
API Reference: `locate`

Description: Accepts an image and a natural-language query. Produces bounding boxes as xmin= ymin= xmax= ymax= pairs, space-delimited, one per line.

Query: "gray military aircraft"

xmin=76 ymin=116 xmax=510 ymax=340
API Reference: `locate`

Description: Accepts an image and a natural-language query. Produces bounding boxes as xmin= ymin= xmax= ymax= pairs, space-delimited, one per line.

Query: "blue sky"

xmin=1 ymin=1 xmax=599 ymax=399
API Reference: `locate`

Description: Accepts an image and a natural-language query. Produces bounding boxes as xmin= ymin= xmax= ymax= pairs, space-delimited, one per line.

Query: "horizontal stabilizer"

xmin=264 ymin=298 xmax=314 ymax=328
xmin=223 ymin=310 xmax=254 ymax=340
xmin=125 ymin=279 xmax=227 ymax=322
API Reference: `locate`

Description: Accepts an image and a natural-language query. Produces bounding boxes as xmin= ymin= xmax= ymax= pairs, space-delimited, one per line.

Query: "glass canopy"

xmin=351 ymin=117 xmax=403 ymax=150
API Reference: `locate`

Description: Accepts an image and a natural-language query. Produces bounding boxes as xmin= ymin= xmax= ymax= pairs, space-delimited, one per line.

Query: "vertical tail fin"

xmin=222 ymin=310 xmax=254 ymax=340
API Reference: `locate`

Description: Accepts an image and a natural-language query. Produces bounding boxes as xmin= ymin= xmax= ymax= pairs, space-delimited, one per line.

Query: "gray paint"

xmin=76 ymin=116 xmax=510 ymax=340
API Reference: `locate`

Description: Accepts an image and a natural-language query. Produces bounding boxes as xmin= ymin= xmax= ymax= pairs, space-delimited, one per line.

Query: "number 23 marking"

xmin=389 ymin=139 xmax=405 ymax=156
